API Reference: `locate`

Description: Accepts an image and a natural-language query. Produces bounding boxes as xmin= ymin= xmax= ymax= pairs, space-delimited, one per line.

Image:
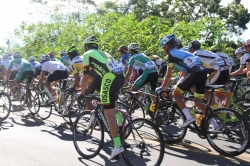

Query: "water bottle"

xmin=197 ymin=114 xmax=204 ymax=125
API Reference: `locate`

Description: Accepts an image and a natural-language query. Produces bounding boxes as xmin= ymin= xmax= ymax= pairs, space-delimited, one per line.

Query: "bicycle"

xmin=73 ymin=94 xmax=165 ymax=166
xmin=155 ymin=84 xmax=249 ymax=157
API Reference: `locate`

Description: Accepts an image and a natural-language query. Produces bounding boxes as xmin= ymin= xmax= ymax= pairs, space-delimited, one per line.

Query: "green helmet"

xmin=84 ymin=36 xmax=99 ymax=45
xmin=66 ymin=45 xmax=78 ymax=53
xmin=210 ymin=45 xmax=218 ymax=51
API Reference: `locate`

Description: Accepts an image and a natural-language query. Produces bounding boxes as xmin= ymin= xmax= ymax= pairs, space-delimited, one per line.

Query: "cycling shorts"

xmin=212 ymin=69 xmax=229 ymax=85
xmin=133 ymin=71 xmax=158 ymax=92
xmin=9 ymin=70 xmax=19 ymax=80
xmin=100 ymin=73 xmax=124 ymax=109
xmin=177 ymin=66 xmax=207 ymax=95
xmin=85 ymin=69 xmax=102 ymax=95
xmin=47 ymin=70 xmax=68 ymax=82
xmin=15 ymin=70 xmax=34 ymax=83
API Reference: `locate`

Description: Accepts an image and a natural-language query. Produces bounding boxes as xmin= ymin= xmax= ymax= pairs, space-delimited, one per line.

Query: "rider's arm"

xmin=35 ymin=71 xmax=46 ymax=88
xmin=124 ymin=65 xmax=133 ymax=84
xmin=161 ymin=64 xmax=173 ymax=89
xmin=230 ymin=65 xmax=245 ymax=76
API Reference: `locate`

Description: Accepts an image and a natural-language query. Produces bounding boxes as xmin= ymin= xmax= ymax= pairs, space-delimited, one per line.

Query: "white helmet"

xmin=2 ymin=52 xmax=11 ymax=60
xmin=40 ymin=55 xmax=50 ymax=61
xmin=235 ymin=47 xmax=246 ymax=55
xmin=39 ymin=54 xmax=45 ymax=61
xmin=29 ymin=56 xmax=36 ymax=61
xmin=13 ymin=52 xmax=22 ymax=58
xmin=128 ymin=43 xmax=140 ymax=51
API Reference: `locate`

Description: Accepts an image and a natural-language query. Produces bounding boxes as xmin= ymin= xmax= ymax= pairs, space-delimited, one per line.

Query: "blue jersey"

xmin=168 ymin=48 xmax=202 ymax=72
xmin=30 ymin=61 xmax=42 ymax=70
xmin=120 ymin=53 xmax=131 ymax=65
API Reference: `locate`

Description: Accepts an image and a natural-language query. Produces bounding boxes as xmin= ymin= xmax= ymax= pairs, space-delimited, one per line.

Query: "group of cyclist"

xmin=1 ymin=34 xmax=250 ymax=160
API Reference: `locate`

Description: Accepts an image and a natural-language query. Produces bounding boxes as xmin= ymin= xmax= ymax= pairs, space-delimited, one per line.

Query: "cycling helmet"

xmin=39 ymin=54 xmax=45 ymax=61
xmin=128 ymin=43 xmax=140 ymax=51
xmin=13 ymin=52 xmax=22 ymax=58
xmin=60 ymin=50 xmax=67 ymax=56
xmin=175 ymin=38 xmax=183 ymax=48
xmin=235 ymin=47 xmax=246 ymax=55
xmin=117 ymin=45 xmax=128 ymax=53
xmin=2 ymin=52 xmax=11 ymax=60
xmin=210 ymin=45 xmax=218 ymax=52
xmin=29 ymin=56 xmax=36 ymax=61
xmin=188 ymin=40 xmax=201 ymax=50
xmin=66 ymin=46 xmax=78 ymax=54
xmin=84 ymin=36 xmax=99 ymax=45
xmin=160 ymin=34 xmax=176 ymax=47
xmin=40 ymin=55 xmax=50 ymax=61
xmin=243 ymin=39 xmax=250 ymax=47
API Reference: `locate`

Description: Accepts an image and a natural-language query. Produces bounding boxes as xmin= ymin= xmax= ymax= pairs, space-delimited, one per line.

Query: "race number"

xmin=183 ymin=57 xmax=197 ymax=68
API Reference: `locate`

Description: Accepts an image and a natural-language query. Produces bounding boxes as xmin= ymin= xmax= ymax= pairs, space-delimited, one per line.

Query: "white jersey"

xmin=1 ymin=59 xmax=11 ymax=69
xmin=193 ymin=49 xmax=227 ymax=70
xmin=240 ymin=53 xmax=250 ymax=66
xmin=42 ymin=61 xmax=67 ymax=74
xmin=215 ymin=52 xmax=236 ymax=66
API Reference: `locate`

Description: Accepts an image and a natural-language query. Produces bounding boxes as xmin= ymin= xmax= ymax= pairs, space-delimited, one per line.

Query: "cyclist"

xmin=157 ymin=35 xmax=220 ymax=129
xmin=229 ymin=47 xmax=249 ymax=77
xmin=124 ymin=43 xmax=159 ymax=113
xmin=6 ymin=52 xmax=34 ymax=95
xmin=118 ymin=45 xmax=130 ymax=73
xmin=145 ymin=52 xmax=167 ymax=82
xmin=29 ymin=56 xmax=42 ymax=70
xmin=59 ymin=50 xmax=70 ymax=67
xmin=48 ymin=52 xmax=60 ymax=62
xmin=1 ymin=52 xmax=12 ymax=80
xmin=188 ymin=40 xmax=230 ymax=111
xmin=34 ymin=55 xmax=68 ymax=103
xmin=78 ymin=36 xmax=125 ymax=160
xmin=210 ymin=45 xmax=236 ymax=72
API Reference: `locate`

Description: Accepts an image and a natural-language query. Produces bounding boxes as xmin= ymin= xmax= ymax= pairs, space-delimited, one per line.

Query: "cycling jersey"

xmin=42 ymin=61 xmax=67 ymax=74
xmin=168 ymin=48 xmax=202 ymax=72
xmin=193 ymin=49 xmax=228 ymax=71
xmin=30 ymin=61 xmax=42 ymax=70
xmin=8 ymin=58 xmax=33 ymax=71
xmin=60 ymin=55 xmax=70 ymax=67
xmin=147 ymin=55 xmax=167 ymax=67
xmin=83 ymin=50 xmax=124 ymax=76
xmin=69 ymin=56 xmax=83 ymax=74
xmin=128 ymin=53 xmax=158 ymax=72
xmin=1 ymin=59 xmax=12 ymax=69
xmin=240 ymin=53 xmax=250 ymax=66
xmin=120 ymin=53 xmax=131 ymax=65
xmin=215 ymin=52 xmax=236 ymax=66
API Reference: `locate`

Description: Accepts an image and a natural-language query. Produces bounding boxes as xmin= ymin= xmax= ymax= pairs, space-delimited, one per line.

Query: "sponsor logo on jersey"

xmin=102 ymin=78 xmax=111 ymax=102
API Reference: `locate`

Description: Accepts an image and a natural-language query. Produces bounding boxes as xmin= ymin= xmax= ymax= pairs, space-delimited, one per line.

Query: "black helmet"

xmin=66 ymin=46 xmax=79 ymax=59
xmin=188 ymin=40 xmax=201 ymax=50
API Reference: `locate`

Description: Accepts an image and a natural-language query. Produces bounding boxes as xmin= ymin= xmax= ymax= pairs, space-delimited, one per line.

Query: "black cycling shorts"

xmin=16 ymin=70 xmax=34 ymax=83
xmin=213 ymin=69 xmax=229 ymax=85
xmin=47 ymin=70 xmax=68 ymax=82
xmin=133 ymin=71 xmax=158 ymax=92
xmin=177 ymin=67 xmax=207 ymax=95
xmin=84 ymin=70 xmax=102 ymax=95
xmin=9 ymin=70 xmax=18 ymax=80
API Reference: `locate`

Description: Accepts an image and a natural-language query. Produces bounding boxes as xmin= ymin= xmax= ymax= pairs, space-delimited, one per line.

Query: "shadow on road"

xmin=0 ymin=121 xmax=14 ymax=130
xmin=165 ymin=140 xmax=249 ymax=165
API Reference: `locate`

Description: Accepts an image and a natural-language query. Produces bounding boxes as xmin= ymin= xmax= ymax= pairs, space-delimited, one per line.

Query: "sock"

xmin=113 ymin=136 xmax=122 ymax=148
xmin=211 ymin=118 xmax=219 ymax=129
xmin=182 ymin=108 xmax=193 ymax=120
xmin=115 ymin=112 xmax=124 ymax=126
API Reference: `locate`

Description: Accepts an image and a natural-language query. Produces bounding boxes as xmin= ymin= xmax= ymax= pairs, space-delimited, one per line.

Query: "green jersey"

xmin=8 ymin=58 xmax=33 ymax=71
xmin=60 ymin=55 xmax=70 ymax=67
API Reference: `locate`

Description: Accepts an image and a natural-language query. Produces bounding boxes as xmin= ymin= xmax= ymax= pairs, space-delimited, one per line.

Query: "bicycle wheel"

xmin=37 ymin=93 xmax=52 ymax=120
xmin=242 ymin=108 xmax=250 ymax=131
xmin=239 ymin=89 xmax=250 ymax=100
xmin=121 ymin=118 xmax=165 ymax=166
xmin=9 ymin=87 xmax=21 ymax=111
xmin=73 ymin=110 xmax=104 ymax=159
xmin=206 ymin=108 xmax=250 ymax=157
xmin=28 ymin=89 xmax=40 ymax=115
xmin=59 ymin=93 xmax=72 ymax=123
xmin=0 ymin=92 xmax=11 ymax=121
xmin=155 ymin=101 xmax=187 ymax=144
xmin=68 ymin=98 xmax=85 ymax=125
xmin=229 ymin=99 xmax=250 ymax=114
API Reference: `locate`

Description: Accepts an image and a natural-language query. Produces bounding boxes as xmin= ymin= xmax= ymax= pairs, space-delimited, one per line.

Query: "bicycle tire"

xmin=128 ymin=97 xmax=145 ymax=119
xmin=206 ymin=108 xmax=250 ymax=157
xmin=26 ymin=89 xmax=40 ymax=115
xmin=229 ymin=98 xmax=250 ymax=115
xmin=73 ymin=110 xmax=104 ymax=159
xmin=37 ymin=98 xmax=53 ymax=120
xmin=155 ymin=101 xmax=187 ymax=144
xmin=121 ymin=118 xmax=165 ymax=166
xmin=239 ymin=89 xmax=250 ymax=100
xmin=0 ymin=92 xmax=11 ymax=121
